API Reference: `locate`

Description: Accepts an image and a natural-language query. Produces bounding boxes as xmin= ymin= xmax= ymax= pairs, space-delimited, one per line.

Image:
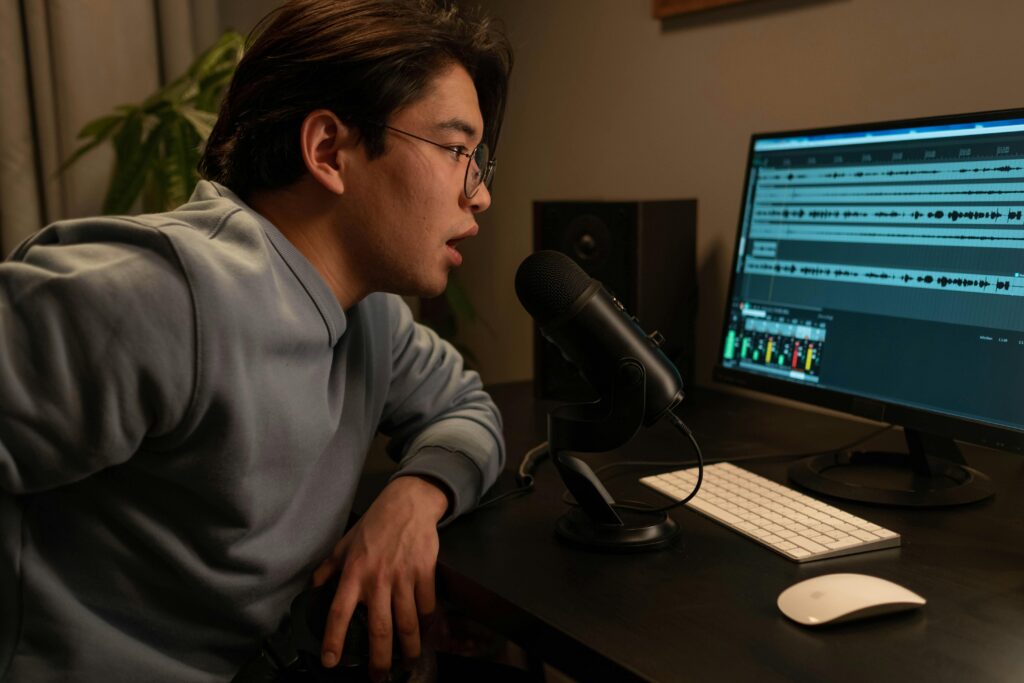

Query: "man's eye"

xmin=449 ymin=146 xmax=468 ymax=159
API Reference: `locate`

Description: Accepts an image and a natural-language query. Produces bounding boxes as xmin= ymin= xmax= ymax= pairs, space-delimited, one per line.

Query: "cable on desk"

xmin=473 ymin=441 xmax=549 ymax=511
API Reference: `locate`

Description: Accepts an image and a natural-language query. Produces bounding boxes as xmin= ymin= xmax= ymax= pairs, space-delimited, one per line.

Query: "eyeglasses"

xmin=381 ymin=124 xmax=495 ymax=199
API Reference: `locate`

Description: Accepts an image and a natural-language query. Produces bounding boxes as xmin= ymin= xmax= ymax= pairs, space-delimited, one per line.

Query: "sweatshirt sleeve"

xmin=0 ymin=228 xmax=195 ymax=494
xmin=376 ymin=296 xmax=505 ymax=521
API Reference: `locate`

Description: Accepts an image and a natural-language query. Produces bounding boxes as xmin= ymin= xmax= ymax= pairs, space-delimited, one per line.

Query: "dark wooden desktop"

xmin=428 ymin=382 xmax=1024 ymax=683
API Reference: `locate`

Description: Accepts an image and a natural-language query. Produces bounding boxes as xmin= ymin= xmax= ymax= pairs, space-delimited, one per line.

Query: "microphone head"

xmin=515 ymin=250 xmax=592 ymax=325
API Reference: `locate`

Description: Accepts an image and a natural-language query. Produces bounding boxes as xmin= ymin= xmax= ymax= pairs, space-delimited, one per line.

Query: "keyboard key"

xmin=792 ymin=537 xmax=829 ymax=554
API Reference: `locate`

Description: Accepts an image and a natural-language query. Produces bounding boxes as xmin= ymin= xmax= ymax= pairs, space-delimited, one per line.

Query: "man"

xmin=0 ymin=0 xmax=512 ymax=680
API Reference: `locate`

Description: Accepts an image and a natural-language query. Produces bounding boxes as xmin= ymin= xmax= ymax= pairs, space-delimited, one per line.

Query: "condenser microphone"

xmin=515 ymin=250 xmax=684 ymax=425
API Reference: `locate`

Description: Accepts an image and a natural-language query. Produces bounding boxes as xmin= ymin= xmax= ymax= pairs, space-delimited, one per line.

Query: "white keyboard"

xmin=640 ymin=462 xmax=900 ymax=562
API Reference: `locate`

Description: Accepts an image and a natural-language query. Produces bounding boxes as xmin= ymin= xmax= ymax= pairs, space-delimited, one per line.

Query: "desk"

xmin=433 ymin=382 xmax=1024 ymax=683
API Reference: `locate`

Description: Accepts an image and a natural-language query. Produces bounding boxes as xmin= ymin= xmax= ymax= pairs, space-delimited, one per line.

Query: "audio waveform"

xmin=814 ymin=189 xmax=1024 ymax=198
xmin=763 ymin=263 xmax=1008 ymax=289
xmin=755 ymin=208 xmax=1024 ymax=221
xmin=742 ymin=257 xmax=1024 ymax=297
xmin=757 ymin=159 xmax=1024 ymax=188
xmin=753 ymin=181 xmax=1024 ymax=205
xmin=775 ymin=166 xmax=1024 ymax=182
xmin=760 ymin=229 xmax=1024 ymax=242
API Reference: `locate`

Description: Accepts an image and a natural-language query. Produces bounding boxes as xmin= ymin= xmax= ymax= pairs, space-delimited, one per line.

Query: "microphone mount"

xmin=548 ymin=359 xmax=680 ymax=552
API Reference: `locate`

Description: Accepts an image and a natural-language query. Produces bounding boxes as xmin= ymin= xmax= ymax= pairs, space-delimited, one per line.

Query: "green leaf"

xmin=140 ymin=98 xmax=174 ymax=117
xmin=57 ymin=111 xmax=134 ymax=176
xmin=77 ymin=114 xmax=123 ymax=140
xmin=179 ymin=80 xmax=201 ymax=103
xmin=141 ymin=75 xmax=187 ymax=110
xmin=196 ymin=63 xmax=235 ymax=92
xmin=178 ymin=106 xmax=218 ymax=140
xmin=142 ymin=155 xmax=169 ymax=214
xmin=190 ymin=31 xmax=244 ymax=81
xmin=103 ymin=119 xmax=166 ymax=214
xmin=164 ymin=118 xmax=198 ymax=209
xmin=57 ymin=30 xmax=243 ymax=214
xmin=111 ymin=110 xmax=144 ymax=165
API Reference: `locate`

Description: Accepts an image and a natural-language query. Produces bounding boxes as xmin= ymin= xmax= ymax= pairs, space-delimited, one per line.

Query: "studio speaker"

xmin=532 ymin=199 xmax=698 ymax=401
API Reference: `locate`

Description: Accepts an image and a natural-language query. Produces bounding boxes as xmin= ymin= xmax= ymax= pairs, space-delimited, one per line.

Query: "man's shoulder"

xmin=2 ymin=181 xmax=268 ymax=320
xmin=9 ymin=181 xmax=249 ymax=260
xmin=156 ymin=180 xmax=262 ymax=245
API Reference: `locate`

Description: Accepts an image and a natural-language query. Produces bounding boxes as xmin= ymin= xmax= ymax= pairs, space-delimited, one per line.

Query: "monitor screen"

xmin=716 ymin=108 xmax=1024 ymax=460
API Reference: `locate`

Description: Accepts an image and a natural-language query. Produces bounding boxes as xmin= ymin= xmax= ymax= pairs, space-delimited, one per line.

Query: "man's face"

xmin=338 ymin=63 xmax=491 ymax=299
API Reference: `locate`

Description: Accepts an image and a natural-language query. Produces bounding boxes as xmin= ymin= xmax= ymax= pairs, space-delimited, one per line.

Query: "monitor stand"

xmin=788 ymin=428 xmax=994 ymax=507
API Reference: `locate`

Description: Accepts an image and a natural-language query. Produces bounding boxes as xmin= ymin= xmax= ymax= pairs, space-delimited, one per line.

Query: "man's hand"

xmin=312 ymin=475 xmax=448 ymax=681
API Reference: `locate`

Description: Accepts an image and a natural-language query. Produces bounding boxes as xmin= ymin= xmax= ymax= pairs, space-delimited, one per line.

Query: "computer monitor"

xmin=714 ymin=107 xmax=1024 ymax=506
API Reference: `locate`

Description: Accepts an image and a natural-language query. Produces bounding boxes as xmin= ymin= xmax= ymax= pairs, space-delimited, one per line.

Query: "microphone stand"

xmin=548 ymin=360 xmax=680 ymax=551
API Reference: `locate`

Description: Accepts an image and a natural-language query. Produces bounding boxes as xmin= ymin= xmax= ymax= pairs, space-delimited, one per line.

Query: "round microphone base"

xmin=555 ymin=507 xmax=679 ymax=553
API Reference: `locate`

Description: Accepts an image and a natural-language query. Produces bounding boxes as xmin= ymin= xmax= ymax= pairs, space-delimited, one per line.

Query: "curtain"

xmin=0 ymin=0 xmax=220 ymax=257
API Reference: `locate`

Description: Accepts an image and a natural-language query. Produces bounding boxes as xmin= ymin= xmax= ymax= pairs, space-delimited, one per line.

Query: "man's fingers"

xmin=413 ymin=564 xmax=437 ymax=618
xmin=367 ymin=589 xmax=394 ymax=682
xmin=313 ymin=538 xmax=349 ymax=587
xmin=320 ymin=581 xmax=358 ymax=668
xmin=312 ymin=560 xmax=336 ymax=588
xmin=392 ymin=583 xmax=421 ymax=662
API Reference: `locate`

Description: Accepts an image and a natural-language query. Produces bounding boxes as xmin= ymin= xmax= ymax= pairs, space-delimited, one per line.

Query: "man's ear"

xmin=299 ymin=109 xmax=359 ymax=196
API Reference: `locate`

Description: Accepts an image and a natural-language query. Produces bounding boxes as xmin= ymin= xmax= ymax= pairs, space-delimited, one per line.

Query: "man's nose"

xmin=463 ymin=182 xmax=492 ymax=213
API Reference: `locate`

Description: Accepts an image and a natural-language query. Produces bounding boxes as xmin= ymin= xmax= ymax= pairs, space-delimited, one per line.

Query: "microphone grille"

xmin=514 ymin=250 xmax=592 ymax=325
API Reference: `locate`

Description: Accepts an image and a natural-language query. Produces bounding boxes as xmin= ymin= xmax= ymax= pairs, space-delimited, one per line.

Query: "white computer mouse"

xmin=777 ymin=573 xmax=926 ymax=626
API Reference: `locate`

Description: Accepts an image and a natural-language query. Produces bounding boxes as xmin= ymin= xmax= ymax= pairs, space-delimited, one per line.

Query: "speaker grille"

xmin=514 ymin=250 xmax=591 ymax=326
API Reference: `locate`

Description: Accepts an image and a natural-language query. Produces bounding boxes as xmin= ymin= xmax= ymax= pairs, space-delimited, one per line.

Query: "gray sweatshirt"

xmin=0 ymin=181 xmax=504 ymax=681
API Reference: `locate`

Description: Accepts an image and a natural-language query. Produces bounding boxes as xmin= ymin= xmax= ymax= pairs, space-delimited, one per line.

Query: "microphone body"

xmin=516 ymin=251 xmax=684 ymax=425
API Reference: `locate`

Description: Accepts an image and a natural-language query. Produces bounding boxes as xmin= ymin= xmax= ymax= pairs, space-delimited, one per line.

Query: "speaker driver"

xmin=564 ymin=214 xmax=611 ymax=270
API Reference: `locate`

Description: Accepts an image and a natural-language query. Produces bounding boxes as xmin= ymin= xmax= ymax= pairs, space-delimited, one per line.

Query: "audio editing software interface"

xmin=721 ymin=115 xmax=1024 ymax=431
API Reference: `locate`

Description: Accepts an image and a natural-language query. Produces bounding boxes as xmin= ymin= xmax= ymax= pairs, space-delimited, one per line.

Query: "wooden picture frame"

xmin=652 ymin=0 xmax=759 ymax=19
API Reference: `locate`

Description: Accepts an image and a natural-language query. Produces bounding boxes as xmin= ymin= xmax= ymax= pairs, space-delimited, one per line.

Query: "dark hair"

xmin=198 ymin=0 xmax=513 ymax=198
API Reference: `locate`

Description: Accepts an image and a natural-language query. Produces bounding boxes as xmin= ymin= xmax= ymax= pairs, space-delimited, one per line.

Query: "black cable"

xmin=473 ymin=441 xmax=548 ymax=511
xmin=608 ymin=410 xmax=704 ymax=514
xmin=556 ymin=409 xmax=705 ymax=515
xmin=589 ymin=422 xmax=895 ymax=485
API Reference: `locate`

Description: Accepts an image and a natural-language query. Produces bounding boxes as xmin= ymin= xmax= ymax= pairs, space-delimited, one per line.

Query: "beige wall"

xmin=218 ymin=0 xmax=279 ymax=34
xmin=215 ymin=0 xmax=1024 ymax=389
xmin=460 ymin=0 xmax=1024 ymax=388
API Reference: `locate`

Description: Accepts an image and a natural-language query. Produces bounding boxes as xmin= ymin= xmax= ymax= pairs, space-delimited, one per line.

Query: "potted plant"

xmin=61 ymin=31 xmax=244 ymax=214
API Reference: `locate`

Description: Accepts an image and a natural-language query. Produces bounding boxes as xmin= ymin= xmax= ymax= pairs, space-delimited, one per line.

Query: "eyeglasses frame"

xmin=380 ymin=124 xmax=495 ymax=199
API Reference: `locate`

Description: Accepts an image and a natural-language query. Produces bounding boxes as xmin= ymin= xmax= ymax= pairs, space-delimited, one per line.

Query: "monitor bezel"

xmin=713 ymin=106 xmax=1024 ymax=455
